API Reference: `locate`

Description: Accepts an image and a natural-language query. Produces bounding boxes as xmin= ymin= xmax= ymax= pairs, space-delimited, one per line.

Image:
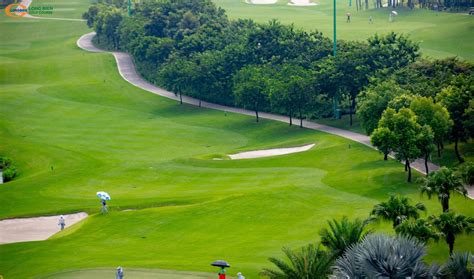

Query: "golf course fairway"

xmin=0 ymin=0 xmax=472 ymax=278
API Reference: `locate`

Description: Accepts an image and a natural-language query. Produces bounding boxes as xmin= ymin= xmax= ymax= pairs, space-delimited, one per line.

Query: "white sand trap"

xmin=245 ymin=0 xmax=278 ymax=4
xmin=0 ymin=212 xmax=88 ymax=244
xmin=229 ymin=143 xmax=315 ymax=159
xmin=288 ymin=0 xmax=318 ymax=6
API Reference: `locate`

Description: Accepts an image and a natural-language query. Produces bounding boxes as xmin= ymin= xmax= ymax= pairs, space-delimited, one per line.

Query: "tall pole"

xmin=332 ymin=0 xmax=339 ymax=119
xmin=128 ymin=0 xmax=131 ymax=16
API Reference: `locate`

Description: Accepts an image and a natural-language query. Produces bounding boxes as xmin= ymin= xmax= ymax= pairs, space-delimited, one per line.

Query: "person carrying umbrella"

xmin=116 ymin=266 xmax=124 ymax=279
xmin=96 ymin=191 xmax=111 ymax=214
xmin=211 ymin=260 xmax=230 ymax=279
xmin=58 ymin=215 xmax=65 ymax=231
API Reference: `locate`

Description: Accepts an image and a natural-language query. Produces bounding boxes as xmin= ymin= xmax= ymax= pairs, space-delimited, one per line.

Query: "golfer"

xmin=218 ymin=267 xmax=226 ymax=279
xmin=58 ymin=215 xmax=65 ymax=231
xmin=116 ymin=266 xmax=124 ymax=279
xmin=346 ymin=12 xmax=351 ymax=22
xmin=101 ymin=199 xmax=108 ymax=214
xmin=237 ymin=272 xmax=245 ymax=279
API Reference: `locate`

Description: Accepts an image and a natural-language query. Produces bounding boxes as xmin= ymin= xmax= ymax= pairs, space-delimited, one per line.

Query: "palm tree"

xmin=395 ymin=218 xmax=440 ymax=243
xmin=430 ymin=211 xmax=474 ymax=255
xmin=371 ymin=195 xmax=426 ymax=228
xmin=420 ymin=167 xmax=467 ymax=212
xmin=333 ymin=234 xmax=433 ymax=278
xmin=319 ymin=216 xmax=371 ymax=258
xmin=442 ymin=252 xmax=473 ymax=278
xmin=261 ymin=244 xmax=334 ymax=279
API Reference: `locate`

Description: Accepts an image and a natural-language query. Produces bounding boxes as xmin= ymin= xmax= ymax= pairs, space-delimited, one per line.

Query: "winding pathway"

xmin=76 ymin=32 xmax=440 ymax=176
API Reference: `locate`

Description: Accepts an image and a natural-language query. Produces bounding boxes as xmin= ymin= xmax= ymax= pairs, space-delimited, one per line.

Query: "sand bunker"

xmin=229 ymin=143 xmax=315 ymax=159
xmin=288 ymin=0 xmax=318 ymax=6
xmin=246 ymin=0 xmax=278 ymax=4
xmin=0 ymin=212 xmax=88 ymax=244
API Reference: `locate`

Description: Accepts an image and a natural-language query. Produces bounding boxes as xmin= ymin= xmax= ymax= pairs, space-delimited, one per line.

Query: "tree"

xmin=319 ymin=216 xmax=370 ymax=258
xmin=395 ymin=218 xmax=440 ymax=243
xmin=374 ymin=108 xmax=422 ymax=182
xmin=417 ymin=125 xmax=435 ymax=174
xmin=457 ymin=161 xmax=474 ymax=187
xmin=366 ymin=32 xmax=420 ymax=74
xmin=430 ymin=211 xmax=474 ymax=255
xmin=438 ymin=75 xmax=474 ymax=163
xmin=158 ymin=58 xmax=194 ymax=104
xmin=420 ymin=167 xmax=467 ymax=212
xmin=356 ymin=80 xmax=407 ymax=135
xmin=260 ymin=244 xmax=333 ymax=279
xmin=333 ymin=234 xmax=433 ymax=278
xmin=233 ymin=65 xmax=269 ymax=122
xmin=371 ymin=127 xmax=396 ymax=160
xmin=371 ymin=195 xmax=426 ymax=228
xmin=410 ymin=96 xmax=452 ymax=158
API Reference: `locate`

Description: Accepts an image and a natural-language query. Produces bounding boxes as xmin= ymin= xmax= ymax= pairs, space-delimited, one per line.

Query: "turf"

xmin=214 ymin=0 xmax=474 ymax=60
xmin=40 ymin=268 xmax=217 ymax=279
xmin=0 ymin=1 xmax=472 ymax=278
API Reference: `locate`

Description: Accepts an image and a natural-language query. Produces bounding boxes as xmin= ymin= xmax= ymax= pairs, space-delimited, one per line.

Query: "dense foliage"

xmin=0 ymin=156 xmax=16 ymax=182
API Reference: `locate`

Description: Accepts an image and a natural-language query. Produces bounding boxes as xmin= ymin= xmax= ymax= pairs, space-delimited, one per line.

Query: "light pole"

xmin=332 ymin=0 xmax=339 ymax=119
xmin=127 ymin=0 xmax=131 ymax=16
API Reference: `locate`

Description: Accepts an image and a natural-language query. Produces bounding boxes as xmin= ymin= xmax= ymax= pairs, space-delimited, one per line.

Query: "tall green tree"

xmin=371 ymin=127 xmax=396 ymax=160
xmin=410 ymin=96 xmax=452 ymax=158
xmin=356 ymin=80 xmax=407 ymax=135
xmin=437 ymin=75 xmax=474 ymax=163
xmin=417 ymin=125 xmax=435 ymax=174
xmin=371 ymin=195 xmax=426 ymax=228
xmin=261 ymin=244 xmax=333 ymax=279
xmin=158 ymin=58 xmax=194 ymax=104
xmin=374 ymin=108 xmax=422 ymax=182
xmin=420 ymin=167 xmax=467 ymax=212
xmin=319 ymin=216 xmax=370 ymax=258
xmin=430 ymin=212 xmax=474 ymax=255
xmin=233 ymin=65 xmax=269 ymax=122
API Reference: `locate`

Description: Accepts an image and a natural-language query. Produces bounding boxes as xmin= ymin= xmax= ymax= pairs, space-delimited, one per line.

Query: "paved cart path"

xmin=76 ymin=32 xmax=441 ymax=176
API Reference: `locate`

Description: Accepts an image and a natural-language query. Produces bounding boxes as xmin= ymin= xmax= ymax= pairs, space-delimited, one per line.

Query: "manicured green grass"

xmin=40 ymin=268 xmax=217 ymax=279
xmin=214 ymin=0 xmax=474 ymax=60
xmin=0 ymin=1 xmax=472 ymax=278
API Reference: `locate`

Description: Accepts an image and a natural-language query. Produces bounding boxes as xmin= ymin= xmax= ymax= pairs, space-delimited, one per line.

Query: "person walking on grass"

xmin=237 ymin=272 xmax=245 ymax=279
xmin=218 ymin=267 xmax=226 ymax=279
xmin=116 ymin=266 xmax=124 ymax=279
xmin=101 ymin=199 xmax=108 ymax=214
xmin=346 ymin=12 xmax=351 ymax=22
xmin=58 ymin=215 xmax=65 ymax=231
xmin=369 ymin=15 xmax=373 ymax=24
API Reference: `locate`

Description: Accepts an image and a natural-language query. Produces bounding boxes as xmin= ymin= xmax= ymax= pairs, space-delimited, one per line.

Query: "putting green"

xmin=40 ymin=268 xmax=217 ymax=279
xmin=0 ymin=0 xmax=472 ymax=278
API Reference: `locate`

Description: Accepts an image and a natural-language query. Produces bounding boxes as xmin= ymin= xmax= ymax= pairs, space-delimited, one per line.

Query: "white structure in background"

xmin=288 ymin=0 xmax=318 ymax=6
xmin=0 ymin=170 xmax=3 ymax=184
xmin=246 ymin=0 xmax=278 ymax=4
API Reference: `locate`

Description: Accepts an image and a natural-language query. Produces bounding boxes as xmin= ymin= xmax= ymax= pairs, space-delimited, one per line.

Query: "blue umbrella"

xmin=96 ymin=191 xmax=111 ymax=200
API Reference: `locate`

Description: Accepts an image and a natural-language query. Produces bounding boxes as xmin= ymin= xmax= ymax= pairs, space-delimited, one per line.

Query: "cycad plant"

xmin=319 ymin=216 xmax=371 ymax=258
xmin=261 ymin=243 xmax=334 ymax=279
xmin=442 ymin=252 xmax=473 ymax=279
xmin=333 ymin=234 xmax=435 ymax=278
xmin=371 ymin=195 xmax=426 ymax=228
xmin=430 ymin=211 xmax=474 ymax=255
xmin=420 ymin=167 xmax=467 ymax=212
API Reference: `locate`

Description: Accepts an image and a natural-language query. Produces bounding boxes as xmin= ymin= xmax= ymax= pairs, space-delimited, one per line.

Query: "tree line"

xmin=83 ymin=0 xmax=472 ymax=182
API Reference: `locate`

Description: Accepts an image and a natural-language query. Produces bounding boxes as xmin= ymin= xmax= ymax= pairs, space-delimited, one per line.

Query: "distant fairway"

xmin=214 ymin=0 xmax=474 ymax=60
xmin=0 ymin=0 xmax=472 ymax=278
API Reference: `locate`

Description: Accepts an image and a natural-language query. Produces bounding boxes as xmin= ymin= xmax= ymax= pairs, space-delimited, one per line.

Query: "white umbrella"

xmin=391 ymin=10 xmax=398 ymax=15
xmin=96 ymin=191 xmax=111 ymax=200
